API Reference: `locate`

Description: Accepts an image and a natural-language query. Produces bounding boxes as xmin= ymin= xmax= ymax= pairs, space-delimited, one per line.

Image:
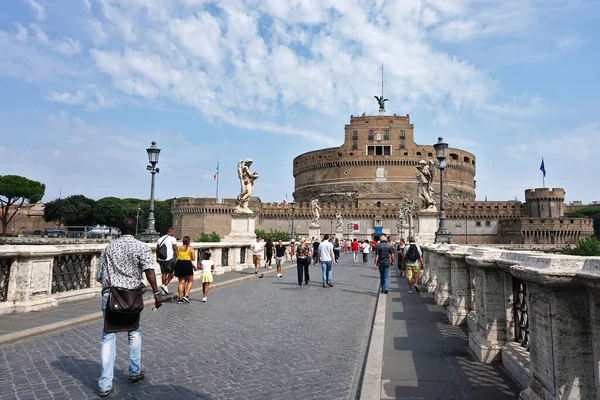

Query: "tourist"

xmin=318 ymin=234 xmax=336 ymax=287
xmin=264 ymin=238 xmax=274 ymax=268
xmin=199 ymin=250 xmax=214 ymax=302
xmin=312 ymin=237 xmax=320 ymax=265
xmin=296 ymin=237 xmax=312 ymax=285
xmin=175 ymin=236 xmax=197 ymax=303
xmin=373 ymin=234 xmax=394 ymax=294
xmin=251 ymin=237 xmax=264 ymax=274
xmin=351 ymin=238 xmax=360 ymax=263
xmin=289 ymin=238 xmax=296 ymax=262
xmin=333 ymin=238 xmax=341 ymax=263
xmin=360 ymin=240 xmax=370 ymax=264
xmin=97 ymin=218 xmax=162 ymax=397
xmin=156 ymin=227 xmax=178 ymax=295
xmin=274 ymin=239 xmax=286 ymax=278
xmin=403 ymin=236 xmax=424 ymax=294
xmin=396 ymin=238 xmax=406 ymax=277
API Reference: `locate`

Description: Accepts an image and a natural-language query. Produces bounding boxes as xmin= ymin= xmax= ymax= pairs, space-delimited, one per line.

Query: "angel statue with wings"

xmin=234 ymin=159 xmax=259 ymax=214
xmin=374 ymin=95 xmax=388 ymax=110
xmin=416 ymin=160 xmax=436 ymax=210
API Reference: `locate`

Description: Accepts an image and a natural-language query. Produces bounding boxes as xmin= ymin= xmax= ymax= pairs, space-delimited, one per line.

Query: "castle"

xmin=172 ymin=110 xmax=593 ymax=245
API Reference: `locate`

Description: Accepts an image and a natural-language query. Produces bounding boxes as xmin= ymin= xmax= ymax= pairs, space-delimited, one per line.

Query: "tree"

xmin=92 ymin=197 xmax=125 ymax=227
xmin=60 ymin=195 xmax=96 ymax=226
xmin=563 ymin=237 xmax=600 ymax=257
xmin=254 ymin=229 xmax=290 ymax=241
xmin=0 ymin=175 xmax=45 ymax=236
xmin=197 ymin=232 xmax=221 ymax=242
xmin=44 ymin=198 xmax=66 ymax=227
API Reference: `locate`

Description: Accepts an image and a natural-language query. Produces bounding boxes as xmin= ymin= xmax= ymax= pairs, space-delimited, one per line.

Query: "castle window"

xmin=400 ymin=130 xmax=405 ymax=139
xmin=416 ymin=152 xmax=421 ymax=156
xmin=383 ymin=130 xmax=390 ymax=140
xmin=376 ymin=146 xmax=383 ymax=155
xmin=449 ymin=153 xmax=459 ymax=160
xmin=352 ymin=140 xmax=358 ymax=150
xmin=368 ymin=130 xmax=374 ymax=140
xmin=428 ymin=152 xmax=433 ymax=157
xmin=367 ymin=145 xmax=392 ymax=156
xmin=476 ymin=221 xmax=482 ymax=227
xmin=464 ymin=156 xmax=470 ymax=163
xmin=485 ymin=221 xmax=491 ymax=227
xmin=404 ymin=152 xmax=408 ymax=156
xmin=367 ymin=146 xmax=375 ymax=156
xmin=400 ymin=140 xmax=405 ymax=149
xmin=352 ymin=130 xmax=358 ymax=139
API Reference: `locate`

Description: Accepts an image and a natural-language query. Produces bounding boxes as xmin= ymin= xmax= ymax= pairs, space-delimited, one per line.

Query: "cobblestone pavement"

xmin=0 ymin=254 xmax=380 ymax=400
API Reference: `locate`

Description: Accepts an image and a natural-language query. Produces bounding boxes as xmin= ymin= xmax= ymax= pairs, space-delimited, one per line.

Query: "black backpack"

xmin=157 ymin=237 xmax=169 ymax=260
xmin=406 ymin=244 xmax=420 ymax=262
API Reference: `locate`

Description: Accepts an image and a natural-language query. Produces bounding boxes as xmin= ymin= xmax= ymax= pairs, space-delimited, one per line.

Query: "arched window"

xmin=449 ymin=153 xmax=459 ymax=160
xmin=463 ymin=156 xmax=470 ymax=163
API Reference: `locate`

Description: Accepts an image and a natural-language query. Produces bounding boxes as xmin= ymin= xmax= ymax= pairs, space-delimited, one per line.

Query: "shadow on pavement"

xmin=382 ymin=272 xmax=520 ymax=400
xmin=52 ymin=355 xmax=209 ymax=399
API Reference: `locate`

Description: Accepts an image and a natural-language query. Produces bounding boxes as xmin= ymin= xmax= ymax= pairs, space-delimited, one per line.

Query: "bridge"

xmin=0 ymin=242 xmax=597 ymax=399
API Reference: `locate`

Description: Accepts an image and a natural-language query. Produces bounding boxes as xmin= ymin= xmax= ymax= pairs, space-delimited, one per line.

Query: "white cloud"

xmin=55 ymin=37 xmax=82 ymax=55
xmin=22 ymin=0 xmax=46 ymax=21
xmin=46 ymin=90 xmax=87 ymax=104
xmin=555 ymin=34 xmax=583 ymax=51
xmin=28 ymin=23 xmax=48 ymax=43
xmin=15 ymin=24 xmax=28 ymax=42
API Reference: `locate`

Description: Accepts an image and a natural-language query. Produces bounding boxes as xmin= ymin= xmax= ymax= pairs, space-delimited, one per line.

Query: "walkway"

xmin=381 ymin=269 xmax=520 ymax=399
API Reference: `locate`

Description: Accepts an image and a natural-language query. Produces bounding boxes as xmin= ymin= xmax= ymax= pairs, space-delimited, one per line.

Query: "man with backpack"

xmin=156 ymin=227 xmax=178 ymax=295
xmin=403 ymin=236 xmax=424 ymax=294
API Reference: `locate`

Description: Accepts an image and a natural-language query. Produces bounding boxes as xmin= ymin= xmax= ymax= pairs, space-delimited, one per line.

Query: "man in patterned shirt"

xmin=96 ymin=218 xmax=162 ymax=397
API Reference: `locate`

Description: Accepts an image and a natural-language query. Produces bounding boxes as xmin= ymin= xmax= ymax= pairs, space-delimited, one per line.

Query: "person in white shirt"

xmin=250 ymin=237 xmax=265 ymax=275
xmin=199 ymin=251 xmax=215 ymax=302
xmin=318 ymin=234 xmax=337 ymax=288
xmin=360 ymin=240 xmax=370 ymax=264
xmin=156 ymin=228 xmax=178 ymax=295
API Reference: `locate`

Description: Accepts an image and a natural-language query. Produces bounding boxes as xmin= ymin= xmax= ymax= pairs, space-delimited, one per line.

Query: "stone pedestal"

xmin=416 ymin=209 xmax=438 ymax=244
xmin=308 ymin=224 xmax=321 ymax=240
xmin=335 ymin=230 xmax=344 ymax=240
xmin=223 ymin=213 xmax=256 ymax=242
xmin=446 ymin=248 xmax=471 ymax=326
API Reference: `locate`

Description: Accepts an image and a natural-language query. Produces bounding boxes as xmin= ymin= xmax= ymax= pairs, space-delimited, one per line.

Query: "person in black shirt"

xmin=274 ymin=240 xmax=286 ymax=278
xmin=312 ymin=238 xmax=320 ymax=264
xmin=373 ymin=234 xmax=394 ymax=294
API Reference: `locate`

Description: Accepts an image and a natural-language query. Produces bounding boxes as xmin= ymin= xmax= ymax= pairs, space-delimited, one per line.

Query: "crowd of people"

xmin=95 ymin=219 xmax=423 ymax=397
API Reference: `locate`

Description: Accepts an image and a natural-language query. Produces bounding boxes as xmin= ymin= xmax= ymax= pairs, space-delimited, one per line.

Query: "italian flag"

xmin=213 ymin=162 xmax=219 ymax=180
xmin=283 ymin=194 xmax=288 ymax=204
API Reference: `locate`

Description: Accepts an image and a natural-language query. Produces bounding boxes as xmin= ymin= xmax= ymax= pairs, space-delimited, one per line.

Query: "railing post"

xmin=446 ymin=246 xmax=472 ymax=326
xmin=11 ymin=245 xmax=59 ymax=313
xmin=433 ymin=244 xmax=452 ymax=306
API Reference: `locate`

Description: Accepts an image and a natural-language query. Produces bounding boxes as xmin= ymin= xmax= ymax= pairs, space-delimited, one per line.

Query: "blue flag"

xmin=540 ymin=158 xmax=546 ymax=177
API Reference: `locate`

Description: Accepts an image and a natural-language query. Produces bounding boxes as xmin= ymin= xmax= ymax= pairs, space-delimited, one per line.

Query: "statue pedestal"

xmin=223 ymin=213 xmax=256 ymax=243
xmin=308 ymin=224 xmax=321 ymax=240
xmin=416 ymin=209 xmax=438 ymax=244
xmin=379 ymin=109 xmax=385 ymax=116
xmin=335 ymin=230 xmax=344 ymax=240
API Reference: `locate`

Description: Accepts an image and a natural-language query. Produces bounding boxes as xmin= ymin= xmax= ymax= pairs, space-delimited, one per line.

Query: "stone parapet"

xmin=420 ymin=244 xmax=600 ymax=399
xmin=0 ymin=240 xmax=267 ymax=315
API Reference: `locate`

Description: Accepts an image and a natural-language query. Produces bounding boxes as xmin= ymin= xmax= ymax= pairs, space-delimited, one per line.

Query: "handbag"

xmin=108 ymin=286 xmax=145 ymax=313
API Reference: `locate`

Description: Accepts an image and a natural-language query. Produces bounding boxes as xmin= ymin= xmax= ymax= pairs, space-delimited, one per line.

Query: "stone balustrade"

xmin=0 ymin=241 xmax=261 ymax=315
xmin=421 ymin=244 xmax=600 ymax=400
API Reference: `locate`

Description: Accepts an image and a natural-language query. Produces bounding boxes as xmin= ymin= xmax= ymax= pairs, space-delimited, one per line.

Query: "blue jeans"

xmin=321 ymin=260 xmax=332 ymax=284
xmin=378 ymin=266 xmax=390 ymax=291
xmin=99 ymin=292 xmax=142 ymax=392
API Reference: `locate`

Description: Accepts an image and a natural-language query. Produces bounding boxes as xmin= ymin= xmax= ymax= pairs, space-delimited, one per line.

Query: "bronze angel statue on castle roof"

xmin=374 ymin=95 xmax=388 ymax=110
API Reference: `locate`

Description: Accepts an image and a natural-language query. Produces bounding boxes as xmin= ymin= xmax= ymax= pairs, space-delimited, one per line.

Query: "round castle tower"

xmin=524 ymin=188 xmax=565 ymax=218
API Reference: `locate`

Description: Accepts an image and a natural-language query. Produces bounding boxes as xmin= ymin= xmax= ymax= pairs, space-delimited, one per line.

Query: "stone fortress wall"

xmin=292 ymin=114 xmax=476 ymax=206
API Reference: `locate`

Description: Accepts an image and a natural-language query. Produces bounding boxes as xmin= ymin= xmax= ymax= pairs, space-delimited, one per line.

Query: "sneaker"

xmin=99 ymin=388 xmax=113 ymax=397
xmin=202 ymin=297 xmax=207 ymax=302
xmin=129 ymin=371 xmax=144 ymax=383
xmin=408 ymin=290 xmax=413 ymax=294
xmin=304 ymin=281 xmax=309 ymax=285
xmin=268 ymin=266 xmax=272 ymax=269
xmin=323 ymin=284 xmax=327 ymax=288
xmin=414 ymin=285 xmax=421 ymax=293
xmin=183 ymin=296 xmax=190 ymax=303
xmin=276 ymin=273 xmax=281 ymax=278
xmin=177 ymin=300 xmax=184 ymax=304
xmin=161 ymin=284 xmax=169 ymax=295
xmin=327 ymin=282 xmax=333 ymax=287
xmin=384 ymin=290 xmax=388 ymax=294
xmin=255 ymin=271 xmax=258 ymax=275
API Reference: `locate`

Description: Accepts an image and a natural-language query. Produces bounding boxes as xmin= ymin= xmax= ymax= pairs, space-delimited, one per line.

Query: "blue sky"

xmin=0 ymin=0 xmax=598 ymax=204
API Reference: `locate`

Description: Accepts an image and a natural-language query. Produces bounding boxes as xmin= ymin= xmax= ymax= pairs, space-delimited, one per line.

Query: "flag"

xmin=213 ymin=162 xmax=219 ymax=180
xmin=282 ymin=194 xmax=288 ymax=205
xmin=540 ymin=158 xmax=546 ymax=177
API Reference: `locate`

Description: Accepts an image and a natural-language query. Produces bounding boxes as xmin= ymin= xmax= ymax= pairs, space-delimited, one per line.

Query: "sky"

xmin=0 ymin=0 xmax=598 ymax=205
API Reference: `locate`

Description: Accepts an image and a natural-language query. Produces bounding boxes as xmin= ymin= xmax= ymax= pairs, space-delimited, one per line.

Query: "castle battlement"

xmin=525 ymin=188 xmax=566 ymax=201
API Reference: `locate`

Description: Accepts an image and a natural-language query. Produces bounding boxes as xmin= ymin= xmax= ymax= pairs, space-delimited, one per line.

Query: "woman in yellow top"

xmin=174 ymin=236 xmax=196 ymax=303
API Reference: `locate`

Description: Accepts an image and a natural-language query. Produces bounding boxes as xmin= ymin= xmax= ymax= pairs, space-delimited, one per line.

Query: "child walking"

xmin=200 ymin=251 xmax=215 ymax=302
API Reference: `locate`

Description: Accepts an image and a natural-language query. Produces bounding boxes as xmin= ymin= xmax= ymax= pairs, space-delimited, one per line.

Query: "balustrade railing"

xmin=240 ymin=247 xmax=246 ymax=264
xmin=513 ymin=278 xmax=530 ymax=351
xmin=0 ymin=258 xmax=11 ymax=302
xmin=221 ymin=248 xmax=229 ymax=267
xmin=51 ymin=254 xmax=92 ymax=294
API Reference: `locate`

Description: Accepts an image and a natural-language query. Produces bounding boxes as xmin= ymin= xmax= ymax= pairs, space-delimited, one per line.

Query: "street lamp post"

xmin=135 ymin=204 xmax=141 ymax=236
xmin=464 ymin=203 xmax=468 ymax=244
xmin=433 ymin=137 xmax=452 ymax=244
xmin=141 ymin=141 xmax=161 ymax=242
xmin=290 ymin=202 xmax=296 ymax=240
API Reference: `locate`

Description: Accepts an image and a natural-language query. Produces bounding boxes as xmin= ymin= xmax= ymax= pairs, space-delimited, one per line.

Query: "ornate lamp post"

xmin=290 ymin=201 xmax=296 ymax=240
xmin=141 ymin=141 xmax=161 ymax=242
xmin=135 ymin=203 xmax=141 ymax=236
xmin=433 ymin=137 xmax=452 ymax=243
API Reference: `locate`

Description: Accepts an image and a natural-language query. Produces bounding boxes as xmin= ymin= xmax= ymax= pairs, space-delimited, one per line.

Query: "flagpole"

xmin=216 ymin=171 xmax=219 ymax=202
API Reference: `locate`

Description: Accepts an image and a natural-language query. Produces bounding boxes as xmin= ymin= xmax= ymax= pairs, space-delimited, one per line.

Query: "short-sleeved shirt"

xmin=318 ymin=241 xmax=334 ymax=262
xmin=157 ymin=234 xmax=177 ymax=261
xmin=200 ymin=259 xmax=214 ymax=274
xmin=375 ymin=241 xmax=394 ymax=267
xmin=275 ymin=244 xmax=286 ymax=257
xmin=351 ymin=241 xmax=360 ymax=251
xmin=97 ymin=235 xmax=153 ymax=290
xmin=251 ymin=241 xmax=264 ymax=255
xmin=312 ymin=241 xmax=320 ymax=252
xmin=361 ymin=243 xmax=370 ymax=253
xmin=297 ymin=243 xmax=311 ymax=258
xmin=403 ymin=244 xmax=423 ymax=266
